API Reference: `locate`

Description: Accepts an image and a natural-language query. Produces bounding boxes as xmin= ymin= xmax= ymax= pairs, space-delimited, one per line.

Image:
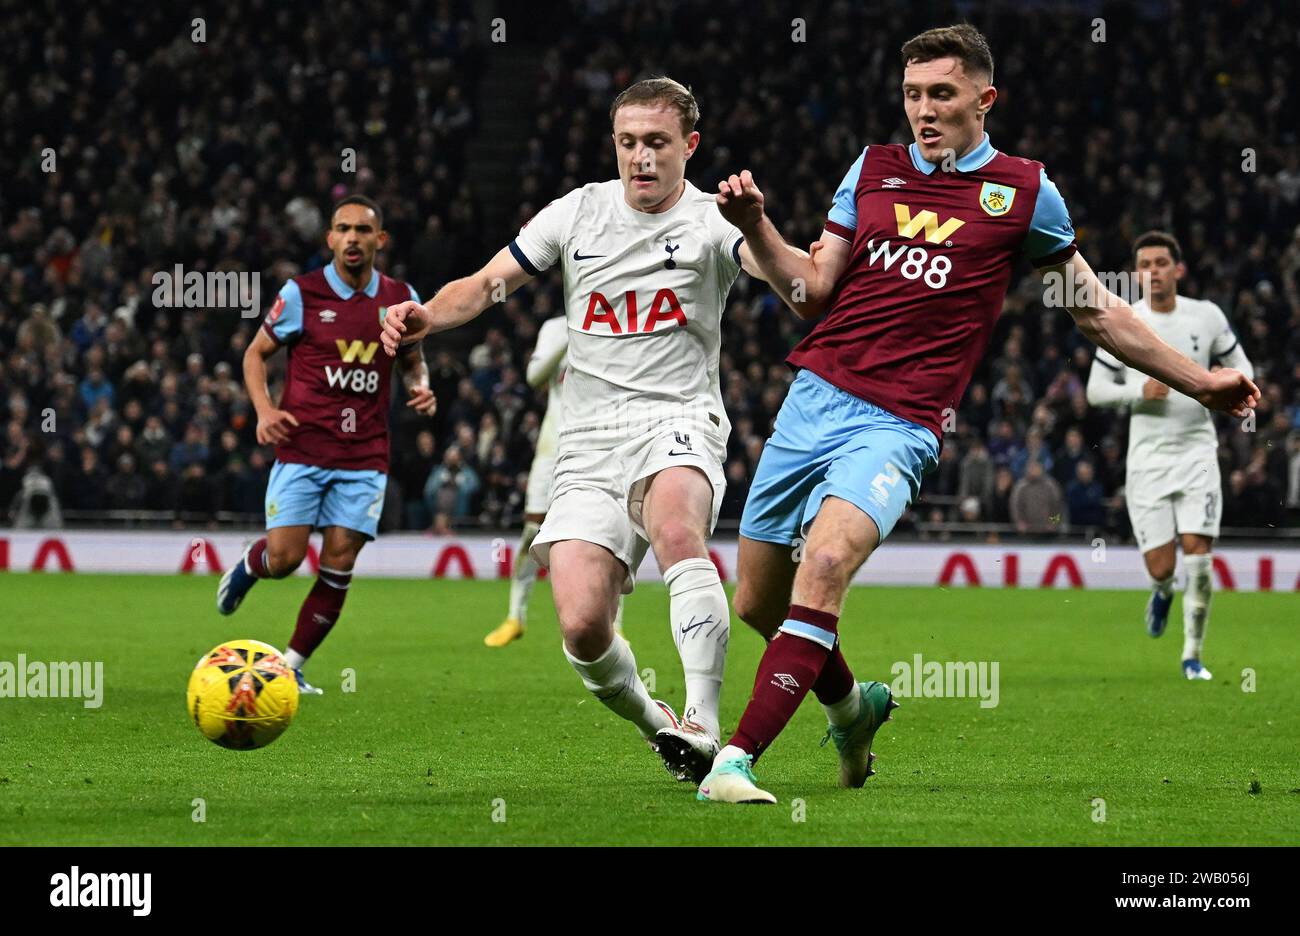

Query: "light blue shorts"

xmin=265 ymin=461 xmax=387 ymax=540
xmin=740 ymin=369 xmax=939 ymax=546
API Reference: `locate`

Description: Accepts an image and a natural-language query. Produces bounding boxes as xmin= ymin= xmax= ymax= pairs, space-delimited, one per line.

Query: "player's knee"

xmin=1146 ymin=556 xmax=1175 ymax=581
xmin=802 ymin=542 xmax=857 ymax=585
xmin=559 ymin=612 xmax=612 ymax=661
xmin=650 ymin=519 xmax=706 ymax=568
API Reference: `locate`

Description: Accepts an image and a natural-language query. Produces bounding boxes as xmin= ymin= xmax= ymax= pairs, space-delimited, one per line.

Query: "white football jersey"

xmin=527 ymin=315 xmax=568 ymax=460
xmin=510 ymin=179 xmax=744 ymax=442
xmin=1086 ymin=295 xmax=1253 ymax=472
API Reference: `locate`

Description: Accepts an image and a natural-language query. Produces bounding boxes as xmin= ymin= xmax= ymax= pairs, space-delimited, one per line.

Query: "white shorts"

xmin=524 ymin=452 xmax=556 ymax=515
xmin=530 ymin=422 xmax=726 ymax=592
xmin=1126 ymin=458 xmax=1222 ymax=553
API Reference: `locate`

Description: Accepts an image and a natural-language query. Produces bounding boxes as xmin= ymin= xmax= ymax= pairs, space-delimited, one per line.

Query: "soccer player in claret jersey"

xmin=381 ymin=79 xmax=805 ymax=784
xmin=698 ymin=24 xmax=1260 ymax=803
xmin=1086 ymin=231 xmax=1255 ymax=680
xmin=216 ymin=196 xmax=437 ymax=694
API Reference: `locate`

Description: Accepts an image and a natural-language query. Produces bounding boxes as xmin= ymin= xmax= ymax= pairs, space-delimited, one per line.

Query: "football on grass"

xmin=187 ymin=640 xmax=299 ymax=749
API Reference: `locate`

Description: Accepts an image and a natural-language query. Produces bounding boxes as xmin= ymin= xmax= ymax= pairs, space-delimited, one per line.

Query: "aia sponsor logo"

xmin=581 ymin=288 xmax=687 ymax=334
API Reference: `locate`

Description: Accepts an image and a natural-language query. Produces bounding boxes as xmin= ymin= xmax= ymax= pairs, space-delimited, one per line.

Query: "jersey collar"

xmin=325 ymin=262 xmax=380 ymax=300
xmin=908 ymin=132 xmax=997 ymax=175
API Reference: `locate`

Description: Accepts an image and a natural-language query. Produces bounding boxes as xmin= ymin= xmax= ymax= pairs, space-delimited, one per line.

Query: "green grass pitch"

xmin=2 ymin=573 xmax=1296 ymax=845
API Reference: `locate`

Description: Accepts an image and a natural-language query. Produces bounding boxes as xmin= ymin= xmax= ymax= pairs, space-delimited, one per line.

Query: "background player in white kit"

xmin=382 ymin=78 xmax=776 ymax=782
xmin=1087 ymin=231 xmax=1255 ymax=679
xmin=483 ymin=315 xmax=637 ymax=646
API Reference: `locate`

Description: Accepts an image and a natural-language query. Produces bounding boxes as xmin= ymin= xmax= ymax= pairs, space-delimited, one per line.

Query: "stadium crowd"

xmin=2 ymin=0 xmax=1298 ymax=540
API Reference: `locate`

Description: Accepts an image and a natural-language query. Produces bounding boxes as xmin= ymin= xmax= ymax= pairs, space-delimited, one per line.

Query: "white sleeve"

xmin=526 ymin=318 xmax=568 ymax=388
xmin=1209 ymin=304 xmax=1254 ymax=380
xmin=509 ymin=191 xmax=579 ymax=275
xmin=1085 ymin=347 xmax=1142 ymax=408
xmin=706 ymin=205 xmax=744 ymax=285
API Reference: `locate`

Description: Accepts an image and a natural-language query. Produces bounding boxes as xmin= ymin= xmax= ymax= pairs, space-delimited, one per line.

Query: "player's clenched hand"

xmin=381 ymin=301 xmax=427 ymax=357
xmin=1194 ymin=368 xmax=1260 ymax=419
xmin=256 ymin=408 xmax=299 ymax=445
xmin=406 ymin=386 xmax=437 ymax=417
xmin=716 ymin=170 xmax=765 ymax=232
xmin=1142 ymin=378 xmax=1169 ymax=401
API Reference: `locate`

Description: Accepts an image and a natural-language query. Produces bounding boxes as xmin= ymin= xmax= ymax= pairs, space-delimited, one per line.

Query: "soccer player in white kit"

xmin=483 ymin=316 xmax=638 ymax=646
xmin=1086 ymin=231 xmax=1255 ymax=679
xmin=382 ymin=78 xmax=772 ymax=782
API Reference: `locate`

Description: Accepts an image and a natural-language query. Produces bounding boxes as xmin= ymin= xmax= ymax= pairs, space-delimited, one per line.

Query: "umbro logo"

xmin=319 ymin=309 xmax=337 ymax=323
xmin=882 ymin=177 xmax=907 ymax=188
xmin=573 ymin=249 xmax=605 ymax=261
xmin=771 ymin=673 xmax=800 ymax=694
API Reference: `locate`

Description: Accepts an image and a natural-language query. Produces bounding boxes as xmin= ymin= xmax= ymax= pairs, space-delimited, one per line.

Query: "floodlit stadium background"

xmin=2 ymin=0 xmax=1297 ymax=557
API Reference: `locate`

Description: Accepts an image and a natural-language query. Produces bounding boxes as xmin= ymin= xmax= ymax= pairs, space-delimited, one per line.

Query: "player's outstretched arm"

xmin=1049 ymin=253 xmax=1260 ymax=417
xmin=381 ymin=246 xmax=533 ymax=356
xmin=717 ymin=170 xmax=850 ymax=319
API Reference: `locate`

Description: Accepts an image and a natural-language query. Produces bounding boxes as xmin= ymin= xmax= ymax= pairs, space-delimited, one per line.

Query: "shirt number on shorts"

xmin=869 ymin=463 xmax=903 ymax=508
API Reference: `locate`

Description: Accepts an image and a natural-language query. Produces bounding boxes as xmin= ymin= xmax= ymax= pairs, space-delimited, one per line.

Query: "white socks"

xmin=507 ymin=521 xmax=542 ymax=624
xmin=564 ymin=634 xmax=671 ymax=739
xmin=284 ymin=648 xmax=306 ymax=670
xmin=824 ymin=685 xmax=861 ymax=727
xmin=715 ymin=743 xmax=748 ymax=766
xmin=663 ymin=558 xmax=729 ymax=741
xmin=1183 ymin=554 xmax=1213 ymax=660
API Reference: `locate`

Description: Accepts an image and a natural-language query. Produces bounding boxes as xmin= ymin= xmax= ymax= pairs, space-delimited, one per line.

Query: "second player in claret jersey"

xmin=218 ymin=196 xmax=436 ymax=694
xmin=698 ymin=24 xmax=1260 ymax=804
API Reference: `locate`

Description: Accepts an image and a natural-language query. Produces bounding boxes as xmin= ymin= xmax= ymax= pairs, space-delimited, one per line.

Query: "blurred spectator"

xmin=1010 ymin=461 xmax=1065 ymax=534
xmin=423 ymin=445 xmax=481 ymax=524
xmin=9 ymin=466 xmax=63 ymax=529
xmin=1065 ymin=461 xmax=1106 ymax=532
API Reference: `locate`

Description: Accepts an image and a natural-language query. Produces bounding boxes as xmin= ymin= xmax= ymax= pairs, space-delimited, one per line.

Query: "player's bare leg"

xmin=1179 ymin=533 xmax=1214 ymax=679
xmin=640 ymin=466 xmax=729 ymax=780
xmin=1141 ymin=539 xmax=1178 ymax=638
xmin=486 ymin=511 xmax=547 ymax=647
xmin=733 ymin=536 xmax=798 ymax=640
xmin=550 ymin=539 xmax=675 ymax=746
xmin=701 ymin=498 xmax=895 ymax=803
xmin=217 ymin=524 xmax=310 ymax=615
xmin=279 ymin=525 xmax=366 ymax=695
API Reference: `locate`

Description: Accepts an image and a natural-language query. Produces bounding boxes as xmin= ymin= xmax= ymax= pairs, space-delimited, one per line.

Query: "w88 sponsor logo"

xmin=324 ymin=339 xmax=381 ymax=393
xmin=864 ymin=238 xmax=951 ymax=290
xmin=324 ymin=366 xmax=381 ymax=393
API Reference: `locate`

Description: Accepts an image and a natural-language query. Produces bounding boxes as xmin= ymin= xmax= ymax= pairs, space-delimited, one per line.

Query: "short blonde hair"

xmin=609 ymin=77 xmax=699 ymax=137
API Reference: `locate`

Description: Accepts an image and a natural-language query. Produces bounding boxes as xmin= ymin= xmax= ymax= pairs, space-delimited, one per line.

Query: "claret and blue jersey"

xmin=259 ymin=263 xmax=420 ymax=539
xmin=742 ymin=133 xmax=1078 ymax=547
